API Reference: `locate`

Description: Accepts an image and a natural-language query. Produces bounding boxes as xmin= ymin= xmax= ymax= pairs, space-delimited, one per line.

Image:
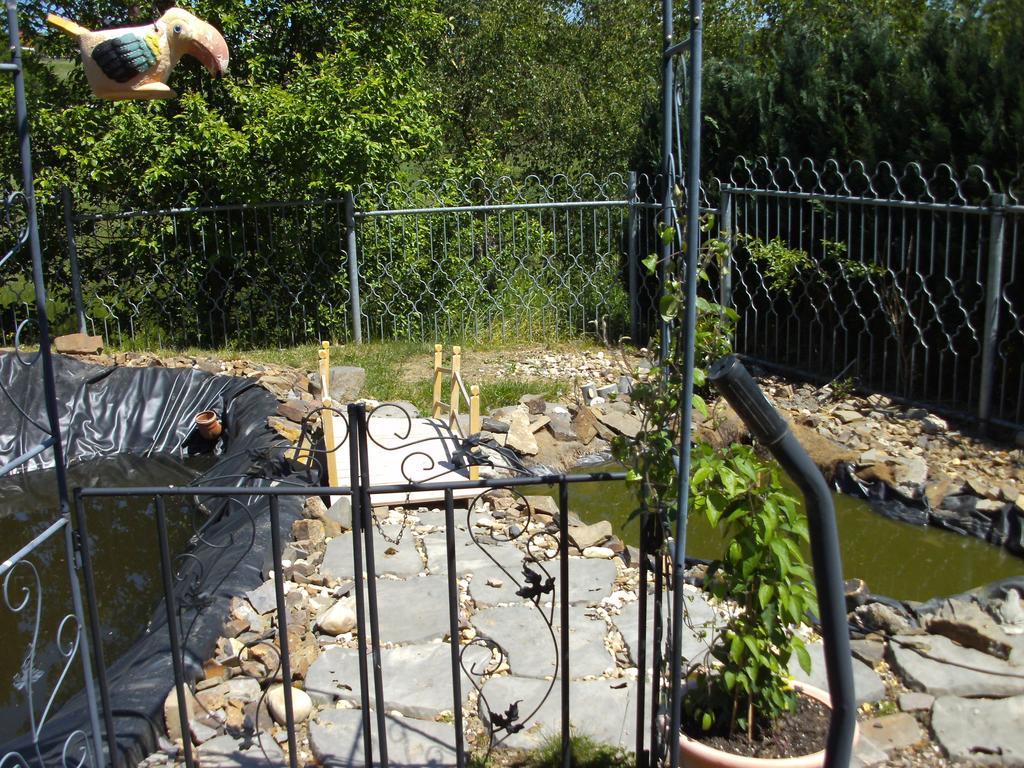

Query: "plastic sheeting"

xmin=0 ymin=353 xmax=312 ymax=765
xmin=834 ymin=462 xmax=1024 ymax=558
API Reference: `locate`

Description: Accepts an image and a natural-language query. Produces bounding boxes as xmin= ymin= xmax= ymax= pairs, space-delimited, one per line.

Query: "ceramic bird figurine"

xmin=46 ymin=7 xmax=229 ymax=100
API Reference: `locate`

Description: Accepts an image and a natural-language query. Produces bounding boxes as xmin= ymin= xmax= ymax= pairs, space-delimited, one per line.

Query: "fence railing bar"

xmin=72 ymin=197 xmax=348 ymax=223
xmin=72 ymin=491 xmax=120 ymax=768
xmin=443 ymin=489 xmax=466 ymax=768
xmin=355 ymin=404 xmax=390 ymax=767
xmin=63 ymin=516 xmax=105 ymax=768
xmin=346 ymin=404 xmax=375 ymax=767
xmin=356 ymin=200 xmax=629 ymax=217
xmin=558 ymin=478 xmax=572 ymax=768
xmin=78 ymin=471 xmax=630 ymax=498
xmin=0 ymin=512 xmax=65 ymax=575
xmin=722 ymin=185 xmax=991 ymax=214
xmin=268 ymin=495 xmax=299 ymax=768
xmin=154 ymin=495 xmax=195 ymax=768
xmin=0 ymin=436 xmax=56 ymax=478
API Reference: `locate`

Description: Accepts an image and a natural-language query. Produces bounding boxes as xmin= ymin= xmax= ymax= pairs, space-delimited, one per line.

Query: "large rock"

xmin=572 ymin=407 xmax=599 ymax=444
xmin=932 ymin=695 xmax=1024 ymax=766
xmin=592 ymin=407 xmax=642 ymax=439
xmin=310 ymin=708 xmax=458 ymax=768
xmin=305 ymin=643 xmax=490 ymax=718
xmin=318 ymin=600 xmax=357 ymax=636
xmin=546 ymin=406 xmax=578 ymax=442
xmin=890 ymin=633 xmax=1024 ymax=697
xmin=267 ymin=685 xmax=312 ymax=725
xmin=54 ymin=332 xmax=104 ymax=355
xmin=505 ymin=408 xmax=539 ymax=455
xmin=926 ymin=599 xmax=1014 ymax=660
xmin=311 ymin=365 xmax=366 ymax=403
xmin=569 ymin=520 xmax=613 ymax=550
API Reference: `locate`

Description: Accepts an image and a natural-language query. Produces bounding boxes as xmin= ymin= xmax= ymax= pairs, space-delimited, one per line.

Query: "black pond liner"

xmin=0 ymin=353 xmax=315 ymax=766
xmin=834 ymin=462 xmax=1024 ymax=559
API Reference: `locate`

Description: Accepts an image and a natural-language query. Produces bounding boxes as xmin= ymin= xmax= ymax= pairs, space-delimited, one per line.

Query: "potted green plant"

xmin=614 ymin=223 xmax=839 ymax=766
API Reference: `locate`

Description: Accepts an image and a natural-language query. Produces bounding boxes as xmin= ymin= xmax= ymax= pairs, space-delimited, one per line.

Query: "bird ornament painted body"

xmin=46 ymin=8 xmax=229 ymax=100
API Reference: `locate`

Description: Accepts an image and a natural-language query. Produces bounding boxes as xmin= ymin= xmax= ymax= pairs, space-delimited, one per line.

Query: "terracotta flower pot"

xmin=195 ymin=410 xmax=223 ymax=440
xmin=678 ymin=682 xmax=858 ymax=768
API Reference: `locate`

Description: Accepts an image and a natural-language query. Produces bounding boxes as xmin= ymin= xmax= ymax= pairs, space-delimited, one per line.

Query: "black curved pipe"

xmin=708 ymin=355 xmax=856 ymax=768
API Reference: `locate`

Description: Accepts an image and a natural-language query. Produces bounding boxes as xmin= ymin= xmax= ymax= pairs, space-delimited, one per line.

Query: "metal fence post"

xmin=979 ymin=192 xmax=1006 ymax=427
xmin=345 ymin=190 xmax=363 ymax=344
xmin=718 ymin=186 xmax=733 ymax=311
xmin=627 ymin=170 xmax=640 ymax=343
xmin=61 ymin=185 xmax=87 ymax=335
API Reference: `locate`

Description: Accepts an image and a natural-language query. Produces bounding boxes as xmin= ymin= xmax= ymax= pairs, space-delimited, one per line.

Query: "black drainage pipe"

xmin=708 ymin=354 xmax=856 ymax=768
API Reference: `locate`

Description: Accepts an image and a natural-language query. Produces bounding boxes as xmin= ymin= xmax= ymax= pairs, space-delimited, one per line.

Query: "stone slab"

xmin=321 ymin=528 xmax=424 ymax=581
xmin=469 ymin=557 xmax=617 ymax=607
xmin=346 ymin=575 xmax=453 ymax=644
xmin=310 ymin=708 xmax=458 ymax=767
xmin=851 ymin=734 xmax=889 ymax=768
xmin=613 ymin=590 xmax=719 ymax=669
xmin=196 ymin=734 xmax=286 ymax=768
xmin=932 ymin=694 xmax=1024 ymax=766
xmin=860 ymin=712 xmax=925 ymax=753
xmin=898 ymin=691 xmax=935 ymax=712
xmin=789 ymin=642 xmax=887 ymax=705
xmin=306 ymin=642 xmax=490 ymax=719
xmin=423 ymin=529 xmax=524 ymax=575
xmin=480 ymin=676 xmax=642 ymax=751
xmin=890 ymin=633 xmax=1024 ymax=698
xmin=471 ymin=604 xmax=612 ymax=679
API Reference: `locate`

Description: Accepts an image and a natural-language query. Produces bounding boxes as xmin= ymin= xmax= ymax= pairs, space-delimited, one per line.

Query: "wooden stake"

xmin=432 ymin=343 xmax=443 ymax=419
xmin=450 ymin=345 xmax=462 ymax=431
xmin=318 ymin=342 xmax=339 ymax=487
xmin=469 ymin=384 xmax=481 ymax=481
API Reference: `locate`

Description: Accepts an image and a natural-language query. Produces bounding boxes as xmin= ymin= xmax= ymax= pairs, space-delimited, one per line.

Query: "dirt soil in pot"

xmin=689 ymin=694 xmax=829 ymax=760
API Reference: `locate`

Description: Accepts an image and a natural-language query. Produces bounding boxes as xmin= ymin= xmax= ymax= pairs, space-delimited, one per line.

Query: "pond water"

xmin=0 ymin=454 xmax=214 ymax=743
xmin=550 ymin=462 xmax=1024 ymax=602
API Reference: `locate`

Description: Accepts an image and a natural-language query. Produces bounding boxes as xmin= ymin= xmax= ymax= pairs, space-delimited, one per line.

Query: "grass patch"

xmin=503 ymin=733 xmax=636 ymax=768
xmin=106 ymin=339 xmax=587 ymax=413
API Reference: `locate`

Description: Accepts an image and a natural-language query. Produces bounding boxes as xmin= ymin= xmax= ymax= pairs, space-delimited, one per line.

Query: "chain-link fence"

xmin=3 ymin=161 xmax=1021 ymax=429
xmin=43 ymin=175 xmax=658 ymax=350
xmin=719 ymin=157 xmax=1024 ymax=429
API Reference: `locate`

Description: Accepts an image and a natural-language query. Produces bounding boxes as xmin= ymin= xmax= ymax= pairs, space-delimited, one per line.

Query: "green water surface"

xmin=551 ymin=462 xmax=1024 ymax=602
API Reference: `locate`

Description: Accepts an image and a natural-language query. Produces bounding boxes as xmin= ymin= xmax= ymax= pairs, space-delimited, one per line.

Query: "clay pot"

xmin=678 ymin=683 xmax=857 ymax=768
xmin=195 ymin=410 xmax=223 ymax=440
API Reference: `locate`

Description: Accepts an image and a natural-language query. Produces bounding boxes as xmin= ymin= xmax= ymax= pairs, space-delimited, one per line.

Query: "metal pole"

xmin=443 ymin=490 xmax=466 ymax=768
xmin=659 ymin=0 xmax=675 ymax=365
xmin=268 ymin=496 xmax=299 ymax=768
xmin=6 ymin=0 xmax=71 ymax=510
xmin=719 ymin=187 xmax=733 ymax=311
xmin=73 ymin=491 xmax=120 ymax=768
xmin=979 ymin=193 xmax=1006 ymax=427
xmin=355 ymin=405 xmax=390 ymax=766
xmin=65 ymin=518 xmax=104 ymax=767
xmin=345 ymin=190 xmax=363 ymax=344
xmin=628 ymin=171 xmax=640 ymax=343
xmin=558 ymin=479 xmax=572 ymax=768
xmin=346 ymin=404 xmax=375 ymax=766
xmin=155 ymin=496 xmax=196 ymax=768
xmin=61 ymin=185 xmax=87 ymax=335
xmin=668 ymin=1 xmax=702 ymax=766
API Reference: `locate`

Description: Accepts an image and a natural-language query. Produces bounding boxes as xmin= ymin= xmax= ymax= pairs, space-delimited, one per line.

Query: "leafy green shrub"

xmin=613 ymin=217 xmax=815 ymax=744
